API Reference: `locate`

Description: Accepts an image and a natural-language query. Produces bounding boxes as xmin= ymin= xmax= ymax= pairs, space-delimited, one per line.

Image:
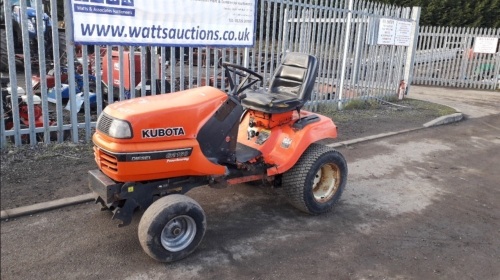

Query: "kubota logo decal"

xmin=142 ymin=127 xmax=185 ymax=138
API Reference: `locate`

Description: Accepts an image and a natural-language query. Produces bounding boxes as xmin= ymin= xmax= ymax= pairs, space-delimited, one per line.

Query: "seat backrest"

xmin=268 ymin=52 xmax=318 ymax=102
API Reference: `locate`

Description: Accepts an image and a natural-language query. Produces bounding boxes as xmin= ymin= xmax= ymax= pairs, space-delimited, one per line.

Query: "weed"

xmin=343 ymin=99 xmax=380 ymax=110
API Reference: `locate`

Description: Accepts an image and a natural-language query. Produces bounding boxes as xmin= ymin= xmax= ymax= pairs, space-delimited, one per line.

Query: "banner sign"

xmin=70 ymin=0 xmax=257 ymax=47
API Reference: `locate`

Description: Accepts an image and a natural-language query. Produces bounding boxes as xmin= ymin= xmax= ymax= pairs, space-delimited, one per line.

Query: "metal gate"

xmin=277 ymin=1 xmax=420 ymax=110
xmin=1 ymin=0 xmax=420 ymax=147
xmin=413 ymin=26 xmax=500 ymax=90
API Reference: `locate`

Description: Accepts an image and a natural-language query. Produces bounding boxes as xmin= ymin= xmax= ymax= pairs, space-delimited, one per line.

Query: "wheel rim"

xmin=312 ymin=163 xmax=341 ymax=203
xmin=160 ymin=215 xmax=197 ymax=252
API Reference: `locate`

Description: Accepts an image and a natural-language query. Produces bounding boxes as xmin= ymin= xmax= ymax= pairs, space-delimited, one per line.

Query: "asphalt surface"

xmin=1 ymin=89 xmax=500 ymax=279
xmin=410 ymin=85 xmax=500 ymax=119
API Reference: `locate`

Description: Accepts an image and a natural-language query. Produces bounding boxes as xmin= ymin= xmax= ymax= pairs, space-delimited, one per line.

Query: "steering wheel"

xmin=221 ymin=62 xmax=263 ymax=98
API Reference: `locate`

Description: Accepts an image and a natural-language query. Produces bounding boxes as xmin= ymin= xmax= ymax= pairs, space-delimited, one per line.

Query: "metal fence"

xmin=413 ymin=26 xmax=500 ymax=90
xmin=1 ymin=0 xmax=419 ymax=147
xmin=278 ymin=1 xmax=419 ymax=109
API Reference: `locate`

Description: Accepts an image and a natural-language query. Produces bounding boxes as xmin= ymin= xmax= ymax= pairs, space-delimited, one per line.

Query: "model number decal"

xmin=142 ymin=127 xmax=185 ymax=138
xmin=165 ymin=150 xmax=191 ymax=159
xmin=118 ymin=148 xmax=193 ymax=162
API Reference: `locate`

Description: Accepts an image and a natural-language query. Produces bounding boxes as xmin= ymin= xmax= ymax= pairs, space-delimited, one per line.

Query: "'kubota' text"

xmin=142 ymin=127 xmax=185 ymax=138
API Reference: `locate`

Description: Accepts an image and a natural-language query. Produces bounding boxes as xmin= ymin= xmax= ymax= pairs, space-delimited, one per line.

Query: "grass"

xmin=343 ymin=99 xmax=381 ymax=110
xmin=402 ymin=99 xmax=457 ymax=116
xmin=316 ymin=97 xmax=457 ymax=123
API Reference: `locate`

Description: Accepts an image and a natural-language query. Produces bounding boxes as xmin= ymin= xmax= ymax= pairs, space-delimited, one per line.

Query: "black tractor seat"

xmin=241 ymin=52 xmax=318 ymax=114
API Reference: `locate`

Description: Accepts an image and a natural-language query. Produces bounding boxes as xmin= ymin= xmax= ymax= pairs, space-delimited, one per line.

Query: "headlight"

xmin=109 ymin=119 xmax=132 ymax=139
xmin=97 ymin=113 xmax=132 ymax=139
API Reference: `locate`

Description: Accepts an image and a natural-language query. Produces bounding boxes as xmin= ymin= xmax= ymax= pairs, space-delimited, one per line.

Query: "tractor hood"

xmin=97 ymin=86 xmax=228 ymax=143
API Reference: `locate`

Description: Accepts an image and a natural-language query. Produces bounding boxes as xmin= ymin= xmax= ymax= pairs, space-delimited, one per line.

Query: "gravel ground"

xmin=0 ymin=98 xmax=457 ymax=210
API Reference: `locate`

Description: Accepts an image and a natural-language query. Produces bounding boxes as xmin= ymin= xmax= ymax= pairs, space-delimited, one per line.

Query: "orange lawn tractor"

xmin=89 ymin=52 xmax=348 ymax=263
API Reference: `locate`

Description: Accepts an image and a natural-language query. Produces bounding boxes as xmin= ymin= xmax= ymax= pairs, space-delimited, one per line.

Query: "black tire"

xmin=0 ymin=29 xmax=8 ymax=72
xmin=49 ymin=129 xmax=71 ymax=142
xmin=138 ymin=194 xmax=206 ymax=263
xmin=282 ymin=144 xmax=348 ymax=215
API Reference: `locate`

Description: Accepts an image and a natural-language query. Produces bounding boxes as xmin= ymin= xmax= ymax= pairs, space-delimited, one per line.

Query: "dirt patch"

xmin=1 ymin=143 xmax=94 ymax=210
xmin=0 ymin=98 xmax=457 ymax=210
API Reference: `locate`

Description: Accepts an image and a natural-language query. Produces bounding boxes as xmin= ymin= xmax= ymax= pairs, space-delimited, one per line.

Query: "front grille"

xmin=97 ymin=113 xmax=113 ymax=134
xmin=95 ymin=146 xmax=118 ymax=172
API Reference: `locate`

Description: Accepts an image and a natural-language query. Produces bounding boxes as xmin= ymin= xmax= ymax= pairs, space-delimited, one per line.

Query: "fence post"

xmin=20 ymin=0 xmax=36 ymax=144
xmin=351 ymin=20 xmax=364 ymax=84
xmin=493 ymin=29 xmax=500 ymax=91
xmin=494 ymin=50 xmax=500 ymax=91
xmin=404 ymin=6 xmax=421 ymax=96
xmin=64 ymin=0 xmax=78 ymax=143
xmin=2 ymin=0 xmax=21 ymax=146
xmin=282 ymin=8 xmax=289 ymax=54
xmin=337 ymin=0 xmax=354 ymax=110
xmin=35 ymin=0 xmax=50 ymax=143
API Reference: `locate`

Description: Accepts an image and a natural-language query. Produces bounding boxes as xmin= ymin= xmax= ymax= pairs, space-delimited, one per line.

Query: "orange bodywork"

xmin=93 ymin=86 xmax=228 ymax=182
xmin=93 ymin=85 xmax=338 ymax=183
xmin=238 ymin=110 xmax=337 ymax=176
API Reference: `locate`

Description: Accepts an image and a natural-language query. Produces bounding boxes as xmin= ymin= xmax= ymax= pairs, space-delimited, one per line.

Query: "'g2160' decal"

xmin=99 ymin=147 xmax=193 ymax=162
xmin=142 ymin=127 xmax=185 ymax=138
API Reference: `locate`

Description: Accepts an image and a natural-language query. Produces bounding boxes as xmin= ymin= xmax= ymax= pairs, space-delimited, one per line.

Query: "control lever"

xmin=238 ymin=92 xmax=247 ymax=101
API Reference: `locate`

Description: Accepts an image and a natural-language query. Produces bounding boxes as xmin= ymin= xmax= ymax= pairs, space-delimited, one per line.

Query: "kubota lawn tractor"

xmin=89 ymin=52 xmax=348 ymax=263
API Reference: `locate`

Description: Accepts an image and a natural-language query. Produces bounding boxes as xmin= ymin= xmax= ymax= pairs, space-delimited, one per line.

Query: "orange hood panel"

xmin=102 ymin=86 xmax=228 ymax=143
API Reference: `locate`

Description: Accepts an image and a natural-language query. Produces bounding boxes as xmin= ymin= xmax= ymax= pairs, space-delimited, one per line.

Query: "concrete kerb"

xmin=0 ymin=113 xmax=464 ymax=221
xmin=423 ymin=113 xmax=464 ymax=127
xmin=327 ymin=112 xmax=465 ymax=148
xmin=1 ymin=193 xmax=95 ymax=220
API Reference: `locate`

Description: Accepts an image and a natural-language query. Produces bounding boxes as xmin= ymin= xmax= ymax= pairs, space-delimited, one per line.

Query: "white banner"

xmin=70 ymin=0 xmax=257 ymax=47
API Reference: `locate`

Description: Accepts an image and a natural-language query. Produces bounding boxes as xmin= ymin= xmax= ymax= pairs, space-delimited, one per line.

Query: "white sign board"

xmin=377 ymin=18 xmax=396 ymax=45
xmin=395 ymin=21 xmax=412 ymax=46
xmin=70 ymin=0 xmax=257 ymax=47
xmin=377 ymin=18 xmax=412 ymax=46
xmin=473 ymin=37 xmax=499 ymax=54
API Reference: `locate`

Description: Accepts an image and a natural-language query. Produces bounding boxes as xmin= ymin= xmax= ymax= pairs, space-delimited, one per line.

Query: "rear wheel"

xmin=138 ymin=194 xmax=206 ymax=263
xmin=282 ymin=144 xmax=348 ymax=214
xmin=0 ymin=29 xmax=8 ymax=72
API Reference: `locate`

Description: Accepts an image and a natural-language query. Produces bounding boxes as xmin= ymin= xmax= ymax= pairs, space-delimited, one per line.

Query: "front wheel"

xmin=138 ymin=194 xmax=206 ymax=263
xmin=282 ymin=144 xmax=348 ymax=214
